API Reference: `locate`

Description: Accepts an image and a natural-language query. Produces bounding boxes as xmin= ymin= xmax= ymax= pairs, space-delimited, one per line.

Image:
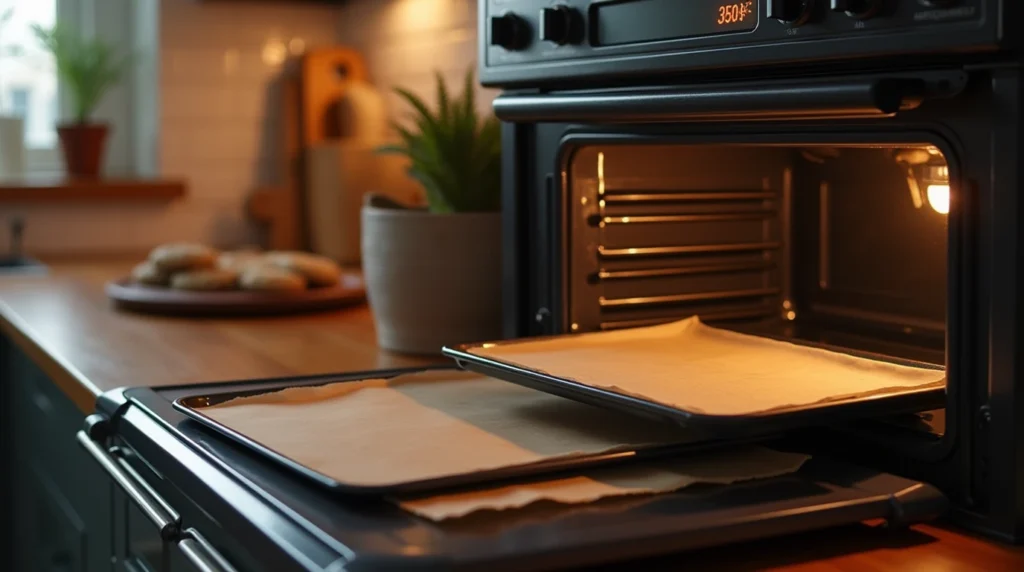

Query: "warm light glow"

xmin=597 ymin=152 xmax=606 ymax=196
xmin=388 ymin=0 xmax=451 ymax=33
xmin=927 ymin=184 xmax=950 ymax=215
xmin=288 ymin=38 xmax=306 ymax=55
xmin=261 ymin=38 xmax=288 ymax=66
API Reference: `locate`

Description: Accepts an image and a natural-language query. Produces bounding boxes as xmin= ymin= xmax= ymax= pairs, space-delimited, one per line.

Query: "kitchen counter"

xmin=0 ymin=259 xmax=434 ymax=412
xmin=2 ymin=260 xmax=1024 ymax=571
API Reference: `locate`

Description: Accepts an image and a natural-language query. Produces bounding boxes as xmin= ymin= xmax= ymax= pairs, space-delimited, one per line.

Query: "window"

xmin=0 ymin=0 xmax=159 ymax=176
xmin=8 ymin=87 xmax=29 ymax=117
xmin=0 ymin=0 xmax=58 ymax=171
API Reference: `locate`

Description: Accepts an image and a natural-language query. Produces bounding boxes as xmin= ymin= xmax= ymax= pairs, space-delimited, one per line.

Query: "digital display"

xmin=595 ymin=0 xmax=759 ymax=47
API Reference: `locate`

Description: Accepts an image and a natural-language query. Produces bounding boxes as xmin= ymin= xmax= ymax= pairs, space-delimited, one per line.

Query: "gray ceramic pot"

xmin=361 ymin=194 xmax=503 ymax=355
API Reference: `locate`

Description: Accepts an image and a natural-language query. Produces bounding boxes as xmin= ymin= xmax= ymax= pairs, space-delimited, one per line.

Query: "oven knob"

xmin=490 ymin=13 xmax=530 ymax=51
xmin=767 ymin=0 xmax=815 ymax=25
xmin=830 ymin=0 xmax=881 ymax=18
xmin=539 ymin=5 xmax=583 ymax=45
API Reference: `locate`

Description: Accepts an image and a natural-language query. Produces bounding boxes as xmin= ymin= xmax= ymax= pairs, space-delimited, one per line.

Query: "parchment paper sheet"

xmin=202 ymin=370 xmax=695 ymax=488
xmin=398 ymin=446 xmax=810 ymax=521
xmin=470 ymin=317 xmax=945 ymax=416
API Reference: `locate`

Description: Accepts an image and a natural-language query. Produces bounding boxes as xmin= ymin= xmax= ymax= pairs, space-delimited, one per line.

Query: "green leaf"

xmin=374 ymin=68 xmax=501 ymax=213
xmin=31 ymin=23 xmax=133 ymax=123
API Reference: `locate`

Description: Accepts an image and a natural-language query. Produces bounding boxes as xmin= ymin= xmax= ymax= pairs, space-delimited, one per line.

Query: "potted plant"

xmin=0 ymin=8 xmax=25 ymax=178
xmin=32 ymin=23 xmax=130 ymax=178
xmin=362 ymin=70 xmax=503 ymax=355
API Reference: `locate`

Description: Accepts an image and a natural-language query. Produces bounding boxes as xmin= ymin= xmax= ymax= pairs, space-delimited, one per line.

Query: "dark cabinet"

xmin=3 ymin=338 xmax=114 ymax=572
xmin=3 ymin=335 xmax=245 ymax=572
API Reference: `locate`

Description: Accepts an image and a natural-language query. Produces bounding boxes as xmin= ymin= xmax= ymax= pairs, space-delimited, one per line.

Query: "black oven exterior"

xmin=484 ymin=0 xmax=1024 ymax=544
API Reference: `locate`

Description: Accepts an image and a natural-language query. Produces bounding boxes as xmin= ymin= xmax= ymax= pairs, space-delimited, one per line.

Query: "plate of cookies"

xmin=106 ymin=244 xmax=366 ymax=316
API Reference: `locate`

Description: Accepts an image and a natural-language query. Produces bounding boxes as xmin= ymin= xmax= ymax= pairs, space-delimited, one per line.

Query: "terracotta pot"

xmin=361 ymin=194 xmax=503 ymax=355
xmin=57 ymin=123 xmax=109 ymax=178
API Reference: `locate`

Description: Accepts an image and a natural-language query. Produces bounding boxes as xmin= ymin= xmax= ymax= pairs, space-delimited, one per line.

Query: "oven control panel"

xmin=481 ymin=0 xmax=999 ymax=86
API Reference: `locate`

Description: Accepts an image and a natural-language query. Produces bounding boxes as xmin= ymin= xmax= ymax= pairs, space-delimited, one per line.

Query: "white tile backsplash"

xmin=339 ymin=0 xmax=497 ymax=127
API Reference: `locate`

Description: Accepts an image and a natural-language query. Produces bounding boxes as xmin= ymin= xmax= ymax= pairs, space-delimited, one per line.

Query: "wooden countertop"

xmin=0 ymin=259 xmax=434 ymax=412
xmin=1 ymin=259 xmax=1022 ymax=570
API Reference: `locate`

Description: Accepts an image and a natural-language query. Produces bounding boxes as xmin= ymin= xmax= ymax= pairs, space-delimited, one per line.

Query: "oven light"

xmin=927 ymin=184 xmax=950 ymax=215
xmin=597 ymin=152 xmax=606 ymax=196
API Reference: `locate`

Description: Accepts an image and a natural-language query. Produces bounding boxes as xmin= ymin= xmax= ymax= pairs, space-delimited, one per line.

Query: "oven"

xmin=483 ymin=0 xmax=1024 ymax=542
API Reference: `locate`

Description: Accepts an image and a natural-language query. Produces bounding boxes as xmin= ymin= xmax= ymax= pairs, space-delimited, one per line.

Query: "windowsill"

xmin=0 ymin=175 xmax=187 ymax=204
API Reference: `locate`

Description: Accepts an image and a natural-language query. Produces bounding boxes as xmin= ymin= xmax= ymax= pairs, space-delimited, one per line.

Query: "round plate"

xmin=106 ymin=273 xmax=366 ymax=316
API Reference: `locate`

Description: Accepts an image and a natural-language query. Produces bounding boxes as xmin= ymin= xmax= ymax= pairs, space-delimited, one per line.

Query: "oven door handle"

xmin=177 ymin=528 xmax=238 ymax=572
xmin=76 ymin=424 xmax=181 ymax=541
xmin=493 ymin=76 xmax=956 ymax=123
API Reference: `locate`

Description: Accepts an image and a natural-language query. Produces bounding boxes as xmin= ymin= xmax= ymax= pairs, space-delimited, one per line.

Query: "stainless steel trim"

xmin=177 ymin=529 xmax=238 ymax=572
xmin=75 ymin=431 xmax=180 ymax=540
xmin=110 ymin=446 xmax=181 ymax=528
xmin=599 ymin=241 xmax=780 ymax=258
xmin=600 ymin=287 xmax=779 ymax=308
xmin=598 ymin=261 xmax=773 ymax=280
xmin=781 ymin=168 xmax=793 ymax=313
xmin=601 ymin=211 xmax=775 ymax=224
xmin=603 ymin=191 xmax=776 ymax=203
xmin=819 ymin=181 xmax=831 ymax=290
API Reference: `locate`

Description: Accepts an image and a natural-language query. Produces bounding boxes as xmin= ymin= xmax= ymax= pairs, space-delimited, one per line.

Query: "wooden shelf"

xmin=0 ymin=177 xmax=187 ymax=203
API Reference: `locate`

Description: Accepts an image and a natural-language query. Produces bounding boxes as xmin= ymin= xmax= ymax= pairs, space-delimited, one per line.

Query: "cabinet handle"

xmin=75 ymin=430 xmax=180 ymax=540
xmin=177 ymin=529 xmax=237 ymax=572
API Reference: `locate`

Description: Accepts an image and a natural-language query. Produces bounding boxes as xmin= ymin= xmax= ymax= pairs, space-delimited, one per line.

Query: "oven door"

xmin=86 ymin=384 xmax=955 ymax=571
xmin=497 ymin=66 xmax=1010 ymax=536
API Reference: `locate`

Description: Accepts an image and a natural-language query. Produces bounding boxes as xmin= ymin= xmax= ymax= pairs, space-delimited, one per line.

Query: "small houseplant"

xmin=32 ymin=23 xmax=131 ymax=177
xmin=0 ymin=8 xmax=25 ymax=177
xmin=361 ymin=70 xmax=503 ymax=354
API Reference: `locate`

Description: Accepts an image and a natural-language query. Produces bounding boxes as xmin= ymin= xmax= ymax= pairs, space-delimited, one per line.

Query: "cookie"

xmin=217 ymin=249 xmax=264 ymax=272
xmin=239 ymin=265 xmax=307 ymax=292
xmin=150 ymin=243 xmax=218 ymax=273
xmin=265 ymin=251 xmax=341 ymax=287
xmin=131 ymin=261 xmax=169 ymax=286
xmin=170 ymin=268 xmax=239 ymax=291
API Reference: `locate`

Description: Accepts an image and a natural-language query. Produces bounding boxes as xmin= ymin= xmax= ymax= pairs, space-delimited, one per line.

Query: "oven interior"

xmin=567 ymin=142 xmax=950 ymax=431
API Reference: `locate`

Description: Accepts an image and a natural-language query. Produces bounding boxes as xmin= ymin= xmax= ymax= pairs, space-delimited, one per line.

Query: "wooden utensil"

xmin=248 ymin=47 xmax=369 ymax=251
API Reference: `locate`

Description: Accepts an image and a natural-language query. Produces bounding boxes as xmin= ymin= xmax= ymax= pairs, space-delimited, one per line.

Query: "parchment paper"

xmin=470 ymin=317 xmax=945 ymax=416
xmin=201 ymin=370 xmax=696 ymax=488
xmin=398 ymin=446 xmax=810 ymax=521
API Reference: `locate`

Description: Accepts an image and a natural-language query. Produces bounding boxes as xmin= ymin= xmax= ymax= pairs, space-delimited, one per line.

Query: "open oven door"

xmin=70 ymin=380 xmax=952 ymax=572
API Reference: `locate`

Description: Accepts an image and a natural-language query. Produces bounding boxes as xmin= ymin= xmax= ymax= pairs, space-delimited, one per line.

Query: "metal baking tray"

xmin=442 ymin=334 xmax=946 ymax=437
xmin=172 ymin=367 xmax=764 ymax=497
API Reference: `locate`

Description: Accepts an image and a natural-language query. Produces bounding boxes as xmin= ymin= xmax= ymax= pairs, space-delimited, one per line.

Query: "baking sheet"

xmin=445 ymin=317 xmax=945 ymax=429
xmin=174 ymin=369 xmax=748 ymax=496
xmin=397 ymin=446 xmax=811 ymax=521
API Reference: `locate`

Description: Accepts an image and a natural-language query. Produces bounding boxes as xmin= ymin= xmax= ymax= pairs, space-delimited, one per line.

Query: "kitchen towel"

xmin=469 ymin=316 xmax=945 ymax=417
xmin=201 ymin=370 xmax=696 ymax=488
xmin=398 ymin=446 xmax=810 ymax=521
